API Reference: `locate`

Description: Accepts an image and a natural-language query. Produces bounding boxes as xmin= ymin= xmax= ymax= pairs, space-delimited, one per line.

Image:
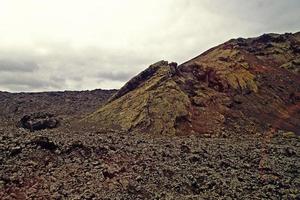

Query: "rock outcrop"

xmin=19 ymin=112 xmax=60 ymax=132
xmin=86 ymin=32 xmax=300 ymax=135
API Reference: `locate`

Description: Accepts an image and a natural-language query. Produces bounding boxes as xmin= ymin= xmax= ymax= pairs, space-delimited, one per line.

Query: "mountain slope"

xmin=87 ymin=32 xmax=300 ymax=135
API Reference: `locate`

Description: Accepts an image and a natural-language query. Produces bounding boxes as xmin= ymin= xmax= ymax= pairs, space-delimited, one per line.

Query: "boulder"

xmin=19 ymin=112 xmax=59 ymax=132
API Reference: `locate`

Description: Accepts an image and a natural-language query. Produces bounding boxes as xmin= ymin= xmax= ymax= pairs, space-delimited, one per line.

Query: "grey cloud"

xmin=0 ymin=74 xmax=65 ymax=91
xmin=0 ymin=46 xmax=155 ymax=92
xmin=197 ymin=0 xmax=300 ymax=33
xmin=97 ymin=71 xmax=136 ymax=82
xmin=0 ymin=60 xmax=39 ymax=72
xmin=50 ymin=76 xmax=67 ymax=85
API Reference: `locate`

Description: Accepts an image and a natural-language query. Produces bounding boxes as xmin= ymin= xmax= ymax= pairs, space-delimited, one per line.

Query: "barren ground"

xmin=0 ymin=91 xmax=299 ymax=199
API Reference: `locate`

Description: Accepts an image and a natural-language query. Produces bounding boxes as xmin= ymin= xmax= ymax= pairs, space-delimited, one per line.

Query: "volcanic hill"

xmin=87 ymin=32 xmax=300 ymax=135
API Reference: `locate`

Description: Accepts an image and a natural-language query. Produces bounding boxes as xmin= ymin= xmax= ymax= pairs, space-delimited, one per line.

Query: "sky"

xmin=0 ymin=0 xmax=299 ymax=92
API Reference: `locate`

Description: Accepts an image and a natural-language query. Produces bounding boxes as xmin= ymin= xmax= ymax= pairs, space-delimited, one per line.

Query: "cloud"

xmin=0 ymin=60 xmax=38 ymax=72
xmin=0 ymin=45 xmax=155 ymax=92
xmin=0 ymin=73 xmax=65 ymax=91
xmin=97 ymin=71 xmax=136 ymax=82
xmin=0 ymin=0 xmax=299 ymax=92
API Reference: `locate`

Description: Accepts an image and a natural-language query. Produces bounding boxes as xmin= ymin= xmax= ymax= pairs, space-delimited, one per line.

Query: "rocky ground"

xmin=0 ymin=119 xmax=299 ymax=199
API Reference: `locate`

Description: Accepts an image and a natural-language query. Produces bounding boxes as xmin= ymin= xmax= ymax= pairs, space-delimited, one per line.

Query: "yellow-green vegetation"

xmin=280 ymin=58 xmax=300 ymax=74
xmin=193 ymin=47 xmax=258 ymax=93
xmin=283 ymin=131 xmax=297 ymax=138
xmin=225 ymin=69 xmax=258 ymax=92
xmin=87 ymin=63 xmax=191 ymax=134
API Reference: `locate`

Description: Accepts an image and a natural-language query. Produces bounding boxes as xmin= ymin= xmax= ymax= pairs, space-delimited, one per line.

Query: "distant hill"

xmin=0 ymin=89 xmax=117 ymax=121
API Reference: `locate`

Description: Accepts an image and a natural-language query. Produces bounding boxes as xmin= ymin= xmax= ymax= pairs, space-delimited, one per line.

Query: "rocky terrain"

xmin=0 ymin=32 xmax=300 ymax=199
xmin=0 ymin=125 xmax=299 ymax=199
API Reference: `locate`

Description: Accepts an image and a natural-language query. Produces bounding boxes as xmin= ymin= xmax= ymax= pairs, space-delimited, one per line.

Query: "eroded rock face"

xmin=19 ymin=112 xmax=60 ymax=132
xmin=86 ymin=32 xmax=300 ymax=135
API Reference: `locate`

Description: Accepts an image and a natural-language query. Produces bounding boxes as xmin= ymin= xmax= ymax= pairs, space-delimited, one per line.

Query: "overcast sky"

xmin=0 ymin=0 xmax=299 ymax=92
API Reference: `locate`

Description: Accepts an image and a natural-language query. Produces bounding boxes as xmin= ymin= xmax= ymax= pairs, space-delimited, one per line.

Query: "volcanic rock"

xmin=87 ymin=32 xmax=300 ymax=135
xmin=19 ymin=112 xmax=59 ymax=132
xmin=29 ymin=136 xmax=58 ymax=151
